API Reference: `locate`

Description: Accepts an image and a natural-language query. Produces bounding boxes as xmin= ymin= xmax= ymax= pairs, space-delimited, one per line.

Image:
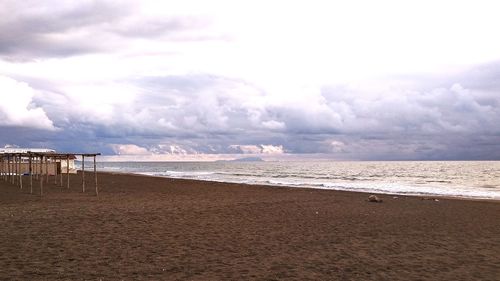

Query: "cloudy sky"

xmin=1 ymin=0 xmax=500 ymax=160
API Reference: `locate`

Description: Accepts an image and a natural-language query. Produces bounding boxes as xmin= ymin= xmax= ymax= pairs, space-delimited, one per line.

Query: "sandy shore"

xmin=1 ymin=172 xmax=500 ymax=280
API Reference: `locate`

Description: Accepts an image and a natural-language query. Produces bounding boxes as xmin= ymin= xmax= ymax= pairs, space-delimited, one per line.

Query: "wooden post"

xmin=94 ymin=156 xmax=98 ymax=196
xmin=15 ymin=155 xmax=19 ymax=185
xmin=52 ymin=158 xmax=57 ymax=185
xmin=38 ymin=155 xmax=42 ymax=181
xmin=60 ymin=159 xmax=63 ymax=187
xmin=7 ymin=155 xmax=11 ymax=183
xmin=66 ymin=155 xmax=70 ymax=189
xmin=13 ymin=155 xmax=16 ymax=185
xmin=82 ymin=155 xmax=85 ymax=193
xmin=45 ymin=157 xmax=49 ymax=184
xmin=19 ymin=155 xmax=23 ymax=190
xmin=29 ymin=155 xmax=33 ymax=194
xmin=12 ymin=155 xmax=16 ymax=185
xmin=12 ymin=155 xmax=15 ymax=184
xmin=16 ymin=155 xmax=19 ymax=185
xmin=40 ymin=156 xmax=43 ymax=196
xmin=34 ymin=155 xmax=37 ymax=181
xmin=4 ymin=156 xmax=6 ymax=181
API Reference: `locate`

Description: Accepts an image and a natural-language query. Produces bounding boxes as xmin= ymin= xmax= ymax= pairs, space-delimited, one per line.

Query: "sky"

xmin=1 ymin=0 xmax=500 ymax=160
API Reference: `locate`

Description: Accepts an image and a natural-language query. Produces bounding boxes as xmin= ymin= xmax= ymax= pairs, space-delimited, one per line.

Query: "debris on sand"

xmin=421 ymin=197 xmax=440 ymax=202
xmin=368 ymin=195 xmax=383 ymax=203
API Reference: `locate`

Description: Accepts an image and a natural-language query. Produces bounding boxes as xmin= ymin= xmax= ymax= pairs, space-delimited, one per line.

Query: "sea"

xmin=92 ymin=161 xmax=500 ymax=200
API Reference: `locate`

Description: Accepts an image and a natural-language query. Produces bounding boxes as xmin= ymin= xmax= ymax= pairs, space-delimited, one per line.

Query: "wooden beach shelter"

xmin=0 ymin=150 xmax=100 ymax=197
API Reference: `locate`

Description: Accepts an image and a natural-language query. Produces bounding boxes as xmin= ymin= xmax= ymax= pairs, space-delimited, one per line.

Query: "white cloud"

xmin=329 ymin=140 xmax=346 ymax=153
xmin=261 ymin=145 xmax=284 ymax=154
xmin=261 ymin=120 xmax=286 ymax=130
xmin=229 ymin=144 xmax=285 ymax=155
xmin=110 ymin=144 xmax=150 ymax=155
xmin=0 ymin=75 xmax=56 ymax=130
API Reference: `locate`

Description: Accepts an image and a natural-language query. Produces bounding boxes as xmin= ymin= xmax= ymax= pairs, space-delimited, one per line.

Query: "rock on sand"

xmin=368 ymin=195 xmax=383 ymax=203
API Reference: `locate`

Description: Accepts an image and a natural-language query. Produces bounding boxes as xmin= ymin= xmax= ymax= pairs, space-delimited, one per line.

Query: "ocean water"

xmin=94 ymin=161 xmax=500 ymax=200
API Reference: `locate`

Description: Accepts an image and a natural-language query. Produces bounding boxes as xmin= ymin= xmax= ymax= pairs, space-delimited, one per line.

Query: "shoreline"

xmin=100 ymin=170 xmax=500 ymax=203
xmin=2 ymin=171 xmax=500 ymax=280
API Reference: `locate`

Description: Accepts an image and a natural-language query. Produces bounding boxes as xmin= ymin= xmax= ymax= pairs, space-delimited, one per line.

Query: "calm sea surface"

xmin=93 ymin=161 xmax=500 ymax=200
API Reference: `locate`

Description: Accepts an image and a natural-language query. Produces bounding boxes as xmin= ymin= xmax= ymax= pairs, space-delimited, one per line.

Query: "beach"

xmin=1 ymin=172 xmax=500 ymax=280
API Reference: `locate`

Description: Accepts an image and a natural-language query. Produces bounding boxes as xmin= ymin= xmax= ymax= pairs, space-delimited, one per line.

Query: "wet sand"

xmin=1 ymin=172 xmax=500 ymax=280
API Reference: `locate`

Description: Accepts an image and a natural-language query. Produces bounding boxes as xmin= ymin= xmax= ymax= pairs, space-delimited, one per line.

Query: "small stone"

xmin=368 ymin=195 xmax=382 ymax=203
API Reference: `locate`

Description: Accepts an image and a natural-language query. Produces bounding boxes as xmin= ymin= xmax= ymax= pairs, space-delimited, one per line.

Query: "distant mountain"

xmin=217 ymin=157 xmax=264 ymax=162
xmin=234 ymin=157 xmax=264 ymax=162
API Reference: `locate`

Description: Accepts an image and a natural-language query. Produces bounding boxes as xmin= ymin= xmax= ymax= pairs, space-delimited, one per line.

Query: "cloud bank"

xmin=1 ymin=1 xmax=500 ymax=160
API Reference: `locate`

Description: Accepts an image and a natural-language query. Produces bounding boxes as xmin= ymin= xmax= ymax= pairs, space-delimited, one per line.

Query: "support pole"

xmin=54 ymin=159 xmax=57 ymax=185
xmin=12 ymin=155 xmax=19 ymax=185
xmin=45 ymin=157 xmax=49 ymax=184
xmin=19 ymin=155 xmax=22 ymax=190
xmin=66 ymin=155 xmax=70 ymax=189
xmin=34 ymin=155 xmax=37 ymax=181
xmin=94 ymin=156 xmax=98 ymax=196
xmin=82 ymin=155 xmax=85 ymax=193
xmin=13 ymin=155 xmax=16 ymax=185
xmin=60 ymin=160 xmax=63 ymax=187
xmin=13 ymin=155 xmax=17 ymax=185
xmin=40 ymin=156 xmax=44 ymax=196
xmin=29 ymin=155 xmax=33 ymax=194
xmin=7 ymin=155 xmax=11 ymax=183
xmin=12 ymin=155 xmax=16 ymax=185
xmin=16 ymin=155 xmax=19 ymax=185
xmin=38 ymin=155 xmax=42 ymax=181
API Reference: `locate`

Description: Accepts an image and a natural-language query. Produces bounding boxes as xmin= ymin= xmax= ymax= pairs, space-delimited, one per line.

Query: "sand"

xmin=1 ymin=171 xmax=500 ymax=280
